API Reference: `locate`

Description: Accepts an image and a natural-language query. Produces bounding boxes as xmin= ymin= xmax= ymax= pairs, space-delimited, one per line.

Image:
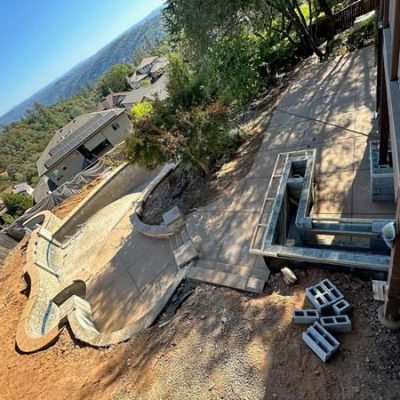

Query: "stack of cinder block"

xmin=292 ymin=279 xmax=352 ymax=362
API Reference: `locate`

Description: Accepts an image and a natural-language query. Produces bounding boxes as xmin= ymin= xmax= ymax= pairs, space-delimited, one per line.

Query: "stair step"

xmin=175 ymin=233 xmax=184 ymax=248
xmin=187 ymin=266 xmax=265 ymax=294
xmin=180 ymin=227 xmax=190 ymax=243
xmin=196 ymin=259 xmax=270 ymax=282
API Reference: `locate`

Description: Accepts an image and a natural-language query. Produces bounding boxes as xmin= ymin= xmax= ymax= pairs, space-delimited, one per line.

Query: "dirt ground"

xmin=52 ymin=176 xmax=104 ymax=219
xmin=1 ymin=244 xmax=400 ymax=400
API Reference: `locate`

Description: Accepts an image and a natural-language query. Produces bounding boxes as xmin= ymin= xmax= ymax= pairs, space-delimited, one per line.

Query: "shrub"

xmin=167 ymin=53 xmax=211 ymax=109
xmin=206 ymin=33 xmax=263 ymax=105
xmin=139 ymin=78 xmax=152 ymax=87
xmin=2 ymin=193 xmax=33 ymax=219
xmin=130 ymin=102 xmax=153 ymax=121
xmin=1 ymin=213 xmax=15 ymax=225
xmin=96 ymin=64 xmax=133 ymax=97
xmin=347 ymin=16 xmax=375 ymax=50
xmin=126 ymin=100 xmax=230 ymax=175
xmin=326 ymin=37 xmax=347 ymax=57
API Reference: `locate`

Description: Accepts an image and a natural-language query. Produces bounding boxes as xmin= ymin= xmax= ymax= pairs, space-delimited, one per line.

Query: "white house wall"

xmin=47 ymin=150 xmax=87 ymax=186
xmin=101 ymin=112 xmax=132 ymax=146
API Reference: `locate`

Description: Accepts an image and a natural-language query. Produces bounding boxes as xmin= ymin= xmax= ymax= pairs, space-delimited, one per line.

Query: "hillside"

xmin=0 ymin=8 xmax=165 ymax=126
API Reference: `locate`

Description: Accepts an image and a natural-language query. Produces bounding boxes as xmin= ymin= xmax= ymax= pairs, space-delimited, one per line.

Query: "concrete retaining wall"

xmin=54 ymin=163 xmax=157 ymax=240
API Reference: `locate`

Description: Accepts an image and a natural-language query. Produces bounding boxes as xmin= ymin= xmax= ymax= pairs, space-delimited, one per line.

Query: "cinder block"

xmin=332 ymin=299 xmax=352 ymax=315
xmin=302 ymin=321 xmax=340 ymax=362
xmin=306 ymin=279 xmax=344 ymax=313
xmin=320 ymin=315 xmax=352 ymax=333
xmin=292 ymin=309 xmax=319 ymax=324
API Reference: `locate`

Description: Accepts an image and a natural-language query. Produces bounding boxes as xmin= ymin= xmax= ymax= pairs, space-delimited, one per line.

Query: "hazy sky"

xmin=0 ymin=0 xmax=164 ymax=116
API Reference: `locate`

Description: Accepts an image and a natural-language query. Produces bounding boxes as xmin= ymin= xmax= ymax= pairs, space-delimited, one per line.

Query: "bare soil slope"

xmin=1 ymin=247 xmax=400 ymax=399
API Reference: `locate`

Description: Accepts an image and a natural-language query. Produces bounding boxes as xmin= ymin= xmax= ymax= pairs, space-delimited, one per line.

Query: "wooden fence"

xmin=312 ymin=0 xmax=377 ymax=43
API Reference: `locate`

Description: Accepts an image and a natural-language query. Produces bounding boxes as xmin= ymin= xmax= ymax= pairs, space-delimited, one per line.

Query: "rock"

xmin=281 ymin=267 xmax=297 ymax=285
xmin=354 ymin=386 xmax=360 ymax=394
xmin=351 ymin=282 xmax=362 ymax=291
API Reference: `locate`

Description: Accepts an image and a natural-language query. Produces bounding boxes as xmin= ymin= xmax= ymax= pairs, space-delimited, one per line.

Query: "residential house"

xmin=122 ymin=74 xmax=169 ymax=110
xmin=14 ymin=182 xmax=33 ymax=196
xmin=128 ymin=56 xmax=169 ymax=89
xmin=96 ymin=91 xmax=131 ymax=112
xmin=150 ymin=56 xmax=169 ymax=80
xmin=36 ymin=109 xmax=131 ymax=189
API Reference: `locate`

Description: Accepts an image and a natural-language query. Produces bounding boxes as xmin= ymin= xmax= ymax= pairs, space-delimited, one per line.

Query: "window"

xmin=112 ymin=123 xmax=120 ymax=131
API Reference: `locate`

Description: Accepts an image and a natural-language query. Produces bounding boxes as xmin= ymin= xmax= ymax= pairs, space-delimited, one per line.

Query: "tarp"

xmin=4 ymin=161 xmax=110 ymax=240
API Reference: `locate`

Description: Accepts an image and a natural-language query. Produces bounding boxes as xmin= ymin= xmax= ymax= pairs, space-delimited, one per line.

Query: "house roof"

xmin=96 ymin=92 xmax=130 ymax=111
xmin=37 ymin=109 xmax=124 ymax=177
xmin=136 ymin=56 xmax=159 ymax=71
xmin=150 ymin=57 xmax=169 ymax=73
xmin=15 ymin=182 xmax=32 ymax=194
xmin=130 ymin=73 xmax=149 ymax=84
xmin=122 ymin=74 xmax=169 ymax=108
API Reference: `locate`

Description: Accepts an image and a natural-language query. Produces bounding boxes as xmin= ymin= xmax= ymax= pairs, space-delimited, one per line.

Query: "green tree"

xmin=164 ymin=0 xmax=325 ymax=59
xmin=2 ymin=193 xmax=33 ymax=219
xmin=96 ymin=64 xmax=133 ymax=97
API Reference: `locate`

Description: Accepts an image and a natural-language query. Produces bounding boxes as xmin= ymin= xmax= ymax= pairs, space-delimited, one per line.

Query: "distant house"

xmin=150 ymin=56 xmax=169 ymax=80
xmin=96 ymin=91 xmax=131 ymax=112
xmin=36 ymin=109 xmax=132 ymax=189
xmin=14 ymin=182 xmax=33 ymax=196
xmin=136 ymin=56 xmax=159 ymax=75
xmin=128 ymin=55 xmax=169 ymax=89
xmin=122 ymin=74 xmax=169 ymax=110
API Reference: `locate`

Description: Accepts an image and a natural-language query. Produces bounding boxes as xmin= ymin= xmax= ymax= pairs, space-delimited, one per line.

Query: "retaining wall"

xmin=54 ymin=163 xmax=158 ymax=240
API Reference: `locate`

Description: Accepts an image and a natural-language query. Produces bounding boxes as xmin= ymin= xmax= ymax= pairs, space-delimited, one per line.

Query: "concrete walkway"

xmin=187 ymin=46 xmax=395 ymax=290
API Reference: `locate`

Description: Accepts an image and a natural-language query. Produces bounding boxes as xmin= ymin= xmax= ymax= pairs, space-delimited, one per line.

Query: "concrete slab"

xmin=314 ymin=138 xmax=356 ymax=174
xmin=232 ymin=178 xmax=269 ymax=212
xmin=313 ymin=171 xmax=354 ymax=214
xmin=124 ymin=240 xmax=173 ymax=287
xmin=186 ymin=211 xmax=234 ymax=261
xmin=216 ymin=212 xmax=260 ymax=266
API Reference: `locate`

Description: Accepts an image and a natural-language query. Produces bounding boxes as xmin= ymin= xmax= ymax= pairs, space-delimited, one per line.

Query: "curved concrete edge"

xmin=66 ymin=266 xmax=189 ymax=347
xmin=131 ymin=213 xmax=176 ymax=238
xmin=16 ymin=223 xmax=64 ymax=354
xmin=139 ymin=162 xmax=179 ymax=211
xmin=23 ymin=210 xmax=61 ymax=235
xmin=132 ymin=162 xmax=181 ymax=239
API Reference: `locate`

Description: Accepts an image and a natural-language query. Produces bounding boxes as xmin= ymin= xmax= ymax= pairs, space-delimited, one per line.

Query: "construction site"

xmin=1 ymin=2 xmax=400 ymax=399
